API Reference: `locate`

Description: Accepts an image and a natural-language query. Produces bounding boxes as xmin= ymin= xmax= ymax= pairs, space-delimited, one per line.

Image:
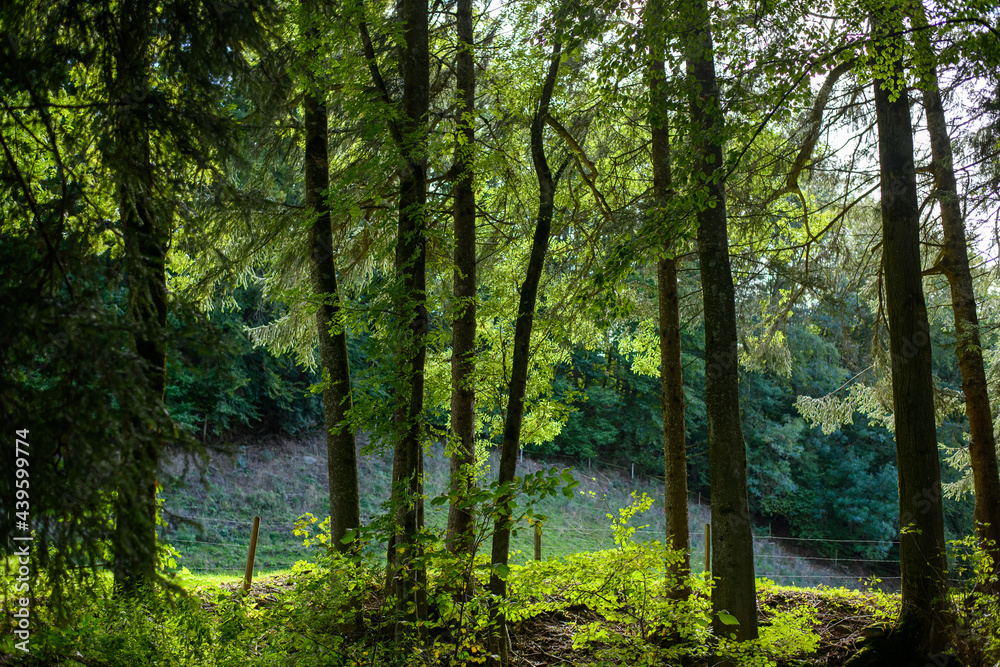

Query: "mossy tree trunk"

xmin=870 ymin=4 xmax=949 ymax=655
xmin=446 ymin=0 xmax=478 ymax=567
xmin=683 ymin=0 xmax=758 ymax=642
xmin=658 ymin=255 xmax=690 ymax=588
xmin=646 ymin=0 xmax=690 ymax=596
xmin=301 ymin=5 xmax=360 ymax=557
xmin=392 ymin=0 xmax=430 ymax=643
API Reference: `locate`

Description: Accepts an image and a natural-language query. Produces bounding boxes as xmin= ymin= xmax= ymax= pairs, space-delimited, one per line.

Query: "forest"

xmin=2 ymin=0 xmax=1000 ymax=664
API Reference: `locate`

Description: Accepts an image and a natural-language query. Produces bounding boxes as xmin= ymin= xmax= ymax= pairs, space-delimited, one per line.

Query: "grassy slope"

xmin=159 ymin=432 xmax=882 ymax=589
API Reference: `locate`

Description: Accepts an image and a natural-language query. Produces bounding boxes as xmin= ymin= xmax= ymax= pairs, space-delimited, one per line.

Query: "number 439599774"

xmin=15 ymin=429 xmax=30 ymax=525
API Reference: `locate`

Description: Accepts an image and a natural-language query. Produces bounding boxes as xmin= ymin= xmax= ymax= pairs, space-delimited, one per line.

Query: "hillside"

xmin=159 ymin=432 xmax=888 ymax=590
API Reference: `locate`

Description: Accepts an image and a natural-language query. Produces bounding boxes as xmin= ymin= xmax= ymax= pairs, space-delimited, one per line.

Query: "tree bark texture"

xmin=113 ymin=0 xmax=163 ymax=596
xmin=908 ymin=0 xmax=1000 ymax=573
xmin=872 ymin=10 xmax=949 ymax=653
xmin=487 ymin=41 xmax=561 ymax=667
xmin=392 ymin=0 xmax=430 ymax=642
xmin=658 ymin=256 xmax=690 ymax=584
xmin=646 ymin=0 xmax=691 ymax=593
xmin=446 ymin=0 xmax=478 ymax=562
xmin=303 ymin=83 xmax=360 ymax=554
xmin=683 ymin=0 xmax=758 ymax=642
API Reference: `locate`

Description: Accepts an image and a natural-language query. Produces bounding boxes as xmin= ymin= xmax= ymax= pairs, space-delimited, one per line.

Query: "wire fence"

xmin=158 ymin=446 xmax=913 ymax=590
xmin=162 ymin=513 xmax=903 ymax=590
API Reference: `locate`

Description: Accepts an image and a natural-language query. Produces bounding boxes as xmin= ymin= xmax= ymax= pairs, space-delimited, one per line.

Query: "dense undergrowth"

xmin=0 ymin=550 xmax=880 ymax=667
xmin=3 ymin=526 xmax=998 ymax=666
xmin=3 ymin=447 xmax=997 ymax=666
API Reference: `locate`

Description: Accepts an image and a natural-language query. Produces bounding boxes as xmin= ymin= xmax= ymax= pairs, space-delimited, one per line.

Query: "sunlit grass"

xmin=158 ymin=433 xmax=880 ymax=590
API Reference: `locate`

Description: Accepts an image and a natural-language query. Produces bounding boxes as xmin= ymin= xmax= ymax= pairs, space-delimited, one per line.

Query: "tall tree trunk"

xmin=646 ymin=0 xmax=690 ymax=595
xmin=302 ymin=59 xmax=360 ymax=554
xmin=392 ymin=0 xmax=430 ymax=643
xmin=113 ymin=0 xmax=163 ymax=596
xmin=683 ymin=0 xmax=758 ymax=642
xmin=446 ymin=0 xmax=477 ymax=565
xmin=908 ymin=0 xmax=1000 ymax=574
xmin=868 ymin=6 xmax=949 ymax=657
xmin=487 ymin=41 xmax=562 ymax=667
xmin=658 ymin=256 xmax=690 ymax=586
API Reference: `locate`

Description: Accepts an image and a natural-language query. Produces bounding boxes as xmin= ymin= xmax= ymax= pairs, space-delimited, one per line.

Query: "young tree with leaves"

xmin=445 ymin=0 xmax=478 ymax=566
xmin=487 ymin=32 xmax=567 ymax=666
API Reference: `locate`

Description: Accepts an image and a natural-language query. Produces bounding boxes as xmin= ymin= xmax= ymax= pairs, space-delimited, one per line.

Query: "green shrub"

xmin=0 ymin=583 xmax=265 ymax=666
xmin=946 ymin=537 xmax=1000 ymax=665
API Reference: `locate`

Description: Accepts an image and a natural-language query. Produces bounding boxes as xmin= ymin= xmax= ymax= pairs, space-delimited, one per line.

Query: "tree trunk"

xmin=646 ymin=0 xmax=691 ymax=596
xmin=446 ymin=0 xmax=478 ymax=565
xmin=302 ymin=72 xmax=360 ymax=554
xmin=487 ymin=41 xmax=562 ymax=667
xmin=113 ymin=0 xmax=163 ymax=597
xmin=683 ymin=0 xmax=758 ymax=642
xmin=908 ymin=0 xmax=1000 ymax=574
xmin=658 ymin=257 xmax=691 ymax=587
xmin=870 ymin=7 xmax=949 ymax=655
xmin=392 ymin=0 xmax=430 ymax=644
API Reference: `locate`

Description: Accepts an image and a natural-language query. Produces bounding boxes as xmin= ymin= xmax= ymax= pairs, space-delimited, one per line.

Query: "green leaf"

xmin=493 ymin=563 xmax=510 ymax=579
xmin=718 ymin=611 xmax=740 ymax=626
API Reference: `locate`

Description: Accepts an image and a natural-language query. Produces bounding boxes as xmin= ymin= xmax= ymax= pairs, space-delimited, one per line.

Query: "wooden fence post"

xmin=243 ymin=515 xmax=261 ymax=595
xmin=704 ymin=522 xmax=711 ymax=575
xmin=534 ymin=522 xmax=542 ymax=561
